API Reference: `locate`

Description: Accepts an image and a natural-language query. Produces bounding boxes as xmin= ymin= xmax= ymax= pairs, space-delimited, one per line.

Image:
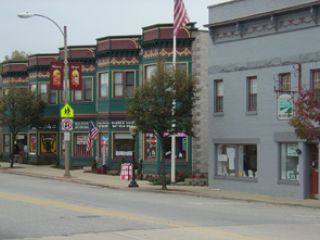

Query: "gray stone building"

xmin=207 ymin=0 xmax=320 ymax=199
xmin=192 ymin=30 xmax=209 ymax=177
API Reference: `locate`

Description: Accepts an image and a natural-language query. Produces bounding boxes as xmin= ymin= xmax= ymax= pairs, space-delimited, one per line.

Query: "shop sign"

xmin=40 ymin=133 xmax=57 ymax=154
xmin=97 ymin=120 xmax=109 ymax=130
xmin=74 ymin=121 xmax=90 ymax=130
xmin=278 ymin=94 xmax=293 ymax=120
xmin=38 ymin=123 xmax=59 ymax=130
xmin=111 ymin=120 xmax=134 ymax=130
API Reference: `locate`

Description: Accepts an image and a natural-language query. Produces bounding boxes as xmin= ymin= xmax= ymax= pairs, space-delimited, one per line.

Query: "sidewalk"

xmin=1 ymin=162 xmax=320 ymax=209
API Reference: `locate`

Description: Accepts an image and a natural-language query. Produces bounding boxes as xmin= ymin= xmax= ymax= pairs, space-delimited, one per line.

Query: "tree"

xmin=289 ymin=89 xmax=320 ymax=140
xmin=4 ymin=50 xmax=28 ymax=62
xmin=0 ymin=87 xmax=46 ymax=167
xmin=128 ymin=63 xmax=198 ymax=189
xmin=289 ymin=88 xmax=320 ymax=198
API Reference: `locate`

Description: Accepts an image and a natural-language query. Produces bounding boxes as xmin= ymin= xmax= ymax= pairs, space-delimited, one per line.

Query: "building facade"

xmin=1 ymin=23 xmax=208 ymax=177
xmin=207 ymin=0 xmax=320 ymax=199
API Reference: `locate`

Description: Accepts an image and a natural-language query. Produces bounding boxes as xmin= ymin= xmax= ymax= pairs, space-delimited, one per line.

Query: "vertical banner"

xmin=50 ymin=62 xmax=64 ymax=90
xmin=69 ymin=63 xmax=82 ymax=90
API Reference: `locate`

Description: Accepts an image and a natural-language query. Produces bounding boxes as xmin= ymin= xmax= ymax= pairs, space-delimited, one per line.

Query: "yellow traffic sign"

xmin=60 ymin=104 xmax=74 ymax=118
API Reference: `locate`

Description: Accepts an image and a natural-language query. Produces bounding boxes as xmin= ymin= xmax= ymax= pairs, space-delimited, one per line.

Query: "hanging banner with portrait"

xmin=50 ymin=62 xmax=64 ymax=90
xmin=40 ymin=134 xmax=57 ymax=154
xmin=69 ymin=63 xmax=82 ymax=90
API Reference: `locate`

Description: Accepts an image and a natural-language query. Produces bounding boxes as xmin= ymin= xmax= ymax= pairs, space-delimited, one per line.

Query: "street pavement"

xmin=1 ymin=162 xmax=320 ymax=209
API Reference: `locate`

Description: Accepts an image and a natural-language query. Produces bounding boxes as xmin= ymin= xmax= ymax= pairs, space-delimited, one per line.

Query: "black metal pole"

xmin=129 ymin=133 xmax=138 ymax=188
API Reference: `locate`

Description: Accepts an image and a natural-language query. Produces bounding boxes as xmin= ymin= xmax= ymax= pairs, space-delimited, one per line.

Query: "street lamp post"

xmin=128 ymin=126 xmax=139 ymax=188
xmin=18 ymin=12 xmax=71 ymax=177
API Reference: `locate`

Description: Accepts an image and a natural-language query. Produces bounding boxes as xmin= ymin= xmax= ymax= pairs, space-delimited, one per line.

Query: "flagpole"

xmin=171 ymin=33 xmax=177 ymax=184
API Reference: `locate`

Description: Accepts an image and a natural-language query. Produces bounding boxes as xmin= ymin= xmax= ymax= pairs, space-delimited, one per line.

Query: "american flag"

xmin=174 ymin=0 xmax=190 ymax=37
xmin=86 ymin=121 xmax=99 ymax=153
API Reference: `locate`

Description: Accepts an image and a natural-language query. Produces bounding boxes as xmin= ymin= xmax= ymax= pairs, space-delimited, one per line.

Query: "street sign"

xmin=60 ymin=103 xmax=74 ymax=118
xmin=61 ymin=118 xmax=73 ymax=131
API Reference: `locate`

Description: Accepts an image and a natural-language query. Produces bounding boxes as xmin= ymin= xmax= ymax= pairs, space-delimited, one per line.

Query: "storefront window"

xmin=163 ymin=133 xmax=187 ymax=160
xmin=29 ymin=134 xmax=37 ymax=153
xmin=144 ymin=133 xmax=157 ymax=160
xmin=74 ymin=133 xmax=90 ymax=157
xmin=40 ymin=133 xmax=57 ymax=154
xmin=113 ymin=133 xmax=132 ymax=159
xmin=3 ymin=134 xmax=11 ymax=153
xmin=217 ymin=144 xmax=257 ymax=178
xmin=280 ymin=143 xmax=299 ymax=181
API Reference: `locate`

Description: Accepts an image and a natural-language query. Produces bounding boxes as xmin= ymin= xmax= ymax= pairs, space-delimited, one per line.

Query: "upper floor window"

xmin=39 ymin=83 xmax=48 ymax=102
xmin=99 ymin=72 xmax=109 ymax=99
xmin=30 ymin=83 xmax=37 ymax=94
xmin=311 ymin=70 xmax=320 ymax=100
xmin=247 ymin=76 xmax=257 ymax=112
xmin=165 ymin=62 xmax=187 ymax=74
xmin=144 ymin=63 xmax=188 ymax=83
xmin=74 ymin=77 xmax=93 ymax=102
xmin=49 ymin=89 xmax=58 ymax=105
xmin=279 ymin=73 xmax=291 ymax=92
xmin=311 ymin=70 xmax=320 ymax=89
xmin=145 ymin=64 xmax=157 ymax=82
xmin=113 ymin=71 xmax=135 ymax=98
xmin=214 ymin=80 xmax=223 ymax=113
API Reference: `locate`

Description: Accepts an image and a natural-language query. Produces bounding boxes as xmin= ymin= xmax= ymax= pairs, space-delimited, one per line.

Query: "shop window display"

xmin=217 ymin=144 xmax=257 ymax=178
xmin=280 ymin=143 xmax=299 ymax=181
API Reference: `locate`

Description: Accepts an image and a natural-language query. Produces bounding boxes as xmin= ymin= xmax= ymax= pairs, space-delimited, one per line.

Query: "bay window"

xmin=74 ymin=77 xmax=93 ymax=101
xmin=99 ymin=72 xmax=109 ymax=99
xmin=113 ymin=71 xmax=135 ymax=98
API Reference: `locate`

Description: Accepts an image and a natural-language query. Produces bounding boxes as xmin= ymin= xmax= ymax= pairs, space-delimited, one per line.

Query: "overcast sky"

xmin=1 ymin=0 xmax=230 ymax=61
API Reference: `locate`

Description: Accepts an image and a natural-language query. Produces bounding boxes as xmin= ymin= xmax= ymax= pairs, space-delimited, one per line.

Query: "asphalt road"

xmin=0 ymin=173 xmax=320 ymax=240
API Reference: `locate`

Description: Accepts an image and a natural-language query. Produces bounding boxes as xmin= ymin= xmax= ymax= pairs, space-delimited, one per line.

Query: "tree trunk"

xmin=10 ymin=132 xmax=17 ymax=168
xmin=158 ymin=134 xmax=168 ymax=190
xmin=10 ymin=152 xmax=14 ymax=168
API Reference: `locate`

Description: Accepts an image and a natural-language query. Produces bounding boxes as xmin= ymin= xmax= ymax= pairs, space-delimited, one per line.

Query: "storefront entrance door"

xmin=309 ymin=144 xmax=319 ymax=199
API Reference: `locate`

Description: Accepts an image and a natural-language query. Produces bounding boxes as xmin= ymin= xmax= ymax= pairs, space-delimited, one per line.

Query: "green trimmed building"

xmin=0 ymin=23 xmax=208 ymax=177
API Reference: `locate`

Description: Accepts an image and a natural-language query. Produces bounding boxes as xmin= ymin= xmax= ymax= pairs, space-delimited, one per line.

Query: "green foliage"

xmin=289 ymin=89 xmax=320 ymax=141
xmin=0 ymin=88 xmax=46 ymax=131
xmin=0 ymin=87 xmax=46 ymax=167
xmin=128 ymin=63 xmax=198 ymax=189
xmin=128 ymin=63 xmax=198 ymax=136
xmin=4 ymin=50 xmax=28 ymax=62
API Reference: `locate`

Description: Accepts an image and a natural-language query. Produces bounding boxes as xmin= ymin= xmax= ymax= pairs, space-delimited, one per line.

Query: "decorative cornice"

xmin=2 ymin=77 xmax=28 ymax=85
xmin=143 ymin=48 xmax=192 ymax=59
xmin=208 ymin=51 xmax=320 ymax=74
xmin=96 ymin=57 xmax=139 ymax=67
xmin=28 ymin=71 xmax=50 ymax=79
xmin=82 ymin=64 xmax=96 ymax=72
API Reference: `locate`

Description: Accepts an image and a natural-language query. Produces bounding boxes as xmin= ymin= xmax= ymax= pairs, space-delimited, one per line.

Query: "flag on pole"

xmin=174 ymin=0 xmax=190 ymax=36
xmin=86 ymin=121 xmax=99 ymax=153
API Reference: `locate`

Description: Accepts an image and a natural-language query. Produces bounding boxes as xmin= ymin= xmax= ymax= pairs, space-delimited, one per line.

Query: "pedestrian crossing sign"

xmin=60 ymin=103 xmax=74 ymax=118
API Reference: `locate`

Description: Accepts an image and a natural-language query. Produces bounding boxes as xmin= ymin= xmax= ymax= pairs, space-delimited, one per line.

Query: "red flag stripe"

xmin=86 ymin=121 xmax=99 ymax=153
xmin=174 ymin=0 xmax=190 ymax=36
